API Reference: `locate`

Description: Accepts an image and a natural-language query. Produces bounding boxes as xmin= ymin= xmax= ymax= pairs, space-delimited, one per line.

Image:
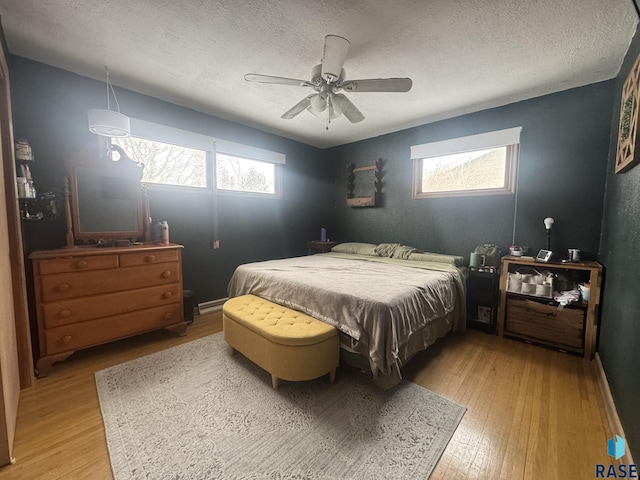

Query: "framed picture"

xmin=615 ymin=53 xmax=640 ymax=173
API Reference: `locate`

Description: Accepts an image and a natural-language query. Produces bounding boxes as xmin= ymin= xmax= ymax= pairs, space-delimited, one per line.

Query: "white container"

xmin=579 ymin=283 xmax=590 ymax=302
xmin=161 ymin=221 xmax=169 ymax=245
xmin=535 ymin=284 xmax=552 ymax=298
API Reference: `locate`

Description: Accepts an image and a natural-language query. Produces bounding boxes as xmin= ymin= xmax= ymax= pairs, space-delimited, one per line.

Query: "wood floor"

xmin=0 ymin=312 xmax=612 ymax=480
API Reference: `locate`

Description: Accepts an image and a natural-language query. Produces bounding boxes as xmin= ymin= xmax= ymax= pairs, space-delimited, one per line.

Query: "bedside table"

xmin=467 ymin=268 xmax=499 ymax=333
xmin=307 ymin=241 xmax=339 ymax=254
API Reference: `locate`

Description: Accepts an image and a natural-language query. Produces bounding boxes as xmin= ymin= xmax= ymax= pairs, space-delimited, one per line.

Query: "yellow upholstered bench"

xmin=223 ymin=294 xmax=339 ymax=389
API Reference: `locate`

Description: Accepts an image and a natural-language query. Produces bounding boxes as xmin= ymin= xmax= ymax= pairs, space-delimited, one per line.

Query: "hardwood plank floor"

xmin=0 ymin=313 xmax=612 ymax=479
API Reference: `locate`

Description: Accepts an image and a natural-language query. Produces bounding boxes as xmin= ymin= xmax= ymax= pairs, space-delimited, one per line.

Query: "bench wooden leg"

xmin=271 ymin=375 xmax=279 ymax=389
xmin=329 ymin=368 xmax=336 ymax=383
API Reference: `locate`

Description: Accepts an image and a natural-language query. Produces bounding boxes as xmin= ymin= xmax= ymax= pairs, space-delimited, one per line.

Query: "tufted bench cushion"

xmin=223 ymin=294 xmax=339 ymax=389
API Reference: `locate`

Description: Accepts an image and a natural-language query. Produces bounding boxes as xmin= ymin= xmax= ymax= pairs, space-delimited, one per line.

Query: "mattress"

xmin=227 ymin=251 xmax=466 ymax=387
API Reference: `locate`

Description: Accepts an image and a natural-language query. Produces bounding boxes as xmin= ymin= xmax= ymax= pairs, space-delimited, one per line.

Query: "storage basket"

xmin=506 ymin=267 xmax=554 ymax=299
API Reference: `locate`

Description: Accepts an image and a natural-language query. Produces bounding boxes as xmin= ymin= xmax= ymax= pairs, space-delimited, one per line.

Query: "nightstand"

xmin=497 ymin=255 xmax=602 ymax=359
xmin=307 ymin=241 xmax=339 ymax=254
xmin=467 ymin=268 xmax=499 ymax=333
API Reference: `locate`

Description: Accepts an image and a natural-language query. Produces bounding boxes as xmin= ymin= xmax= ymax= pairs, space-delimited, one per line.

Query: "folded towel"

xmin=554 ymin=289 xmax=580 ymax=307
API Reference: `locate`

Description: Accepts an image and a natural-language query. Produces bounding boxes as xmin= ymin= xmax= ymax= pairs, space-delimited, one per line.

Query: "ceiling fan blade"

xmin=321 ymin=35 xmax=350 ymax=82
xmin=281 ymin=95 xmax=315 ymax=119
xmin=341 ymin=78 xmax=413 ymax=93
xmin=332 ymin=94 xmax=364 ymax=123
xmin=245 ymin=73 xmax=312 ymax=87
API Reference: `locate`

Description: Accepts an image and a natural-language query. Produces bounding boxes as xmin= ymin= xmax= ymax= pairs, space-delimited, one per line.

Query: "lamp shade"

xmin=544 ymin=217 xmax=554 ymax=230
xmin=88 ymin=109 xmax=131 ymax=137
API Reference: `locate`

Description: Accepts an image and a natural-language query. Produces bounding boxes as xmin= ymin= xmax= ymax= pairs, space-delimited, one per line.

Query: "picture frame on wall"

xmin=615 ymin=53 xmax=640 ymax=174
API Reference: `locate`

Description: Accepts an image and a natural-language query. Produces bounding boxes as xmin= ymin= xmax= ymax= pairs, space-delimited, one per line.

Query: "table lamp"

xmin=544 ymin=217 xmax=554 ymax=250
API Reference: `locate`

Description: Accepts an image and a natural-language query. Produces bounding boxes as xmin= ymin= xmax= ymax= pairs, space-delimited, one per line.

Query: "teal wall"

xmin=9 ymin=56 xmax=332 ymax=304
xmin=599 ymin=25 xmax=640 ymax=460
xmin=324 ymin=82 xmax=614 ymax=261
xmin=12 ymin=47 xmax=638 ymax=456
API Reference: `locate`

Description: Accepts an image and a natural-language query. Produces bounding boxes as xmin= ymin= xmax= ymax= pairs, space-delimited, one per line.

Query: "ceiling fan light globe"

xmin=310 ymin=94 xmax=327 ymax=112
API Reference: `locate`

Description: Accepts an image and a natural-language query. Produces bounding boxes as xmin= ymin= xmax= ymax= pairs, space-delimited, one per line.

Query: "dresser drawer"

xmin=119 ymin=249 xmax=179 ymax=267
xmin=42 ymin=284 xmax=181 ymax=328
xmin=37 ymin=254 xmax=119 ymax=275
xmin=505 ymin=297 xmax=584 ymax=349
xmin=39 ymin=262 xmax=180 ymax=302
xmin=44 ymin=303 xmax=183 ymax=355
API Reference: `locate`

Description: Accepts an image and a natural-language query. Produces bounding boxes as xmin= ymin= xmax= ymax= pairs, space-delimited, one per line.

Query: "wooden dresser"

xmin=30 ymin=243 xmax=186 ymax=377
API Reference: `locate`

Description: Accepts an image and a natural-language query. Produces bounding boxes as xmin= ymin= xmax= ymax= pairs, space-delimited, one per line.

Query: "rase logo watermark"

xmin=595 ymin=435 xmax=638 ymax=478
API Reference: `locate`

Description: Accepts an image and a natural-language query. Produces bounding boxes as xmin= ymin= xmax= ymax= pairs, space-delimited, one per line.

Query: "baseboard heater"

xmin=197 ymin=297 xmax=229 ymax=315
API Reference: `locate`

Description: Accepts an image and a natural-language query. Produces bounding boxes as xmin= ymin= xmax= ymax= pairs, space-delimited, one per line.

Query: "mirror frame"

xmin=64 ymin=143 xmax=149 ymax=247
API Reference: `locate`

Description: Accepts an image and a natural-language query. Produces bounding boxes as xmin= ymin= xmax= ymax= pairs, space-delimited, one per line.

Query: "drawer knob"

xmin=162 ymin=291 xmax=173 ymax=299
xmin=59 ymin=309 xmax=72 ymax=318
xmin=61 ymin=335 xmax=73 ymax=344
xmin=146 ymin=255 xmax=157 ymax=262
xmin=162 ymin=270 xmax=172 ymax=279
xmin=57 ymin=283 xmax=70 ymax=292
xmin=163 ymin=312 xmax=174 ymax=321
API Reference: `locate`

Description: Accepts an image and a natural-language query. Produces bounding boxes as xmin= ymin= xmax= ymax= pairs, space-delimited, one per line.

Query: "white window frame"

xmin=113 ymin=118 xmax=286 ymax=197
xmin=411 ymin=127 xmax=522 ymax=199
xmin=214 ymin=139 xmax=285 ymax=199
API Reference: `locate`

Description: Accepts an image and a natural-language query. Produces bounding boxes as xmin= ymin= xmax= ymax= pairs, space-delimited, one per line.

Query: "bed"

xmin=227 ymin=242 xmax=467 ymax=388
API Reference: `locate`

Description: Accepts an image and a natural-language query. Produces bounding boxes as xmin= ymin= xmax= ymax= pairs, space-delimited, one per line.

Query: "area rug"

xmin=95 ymin=333 xmax=465 ymax=480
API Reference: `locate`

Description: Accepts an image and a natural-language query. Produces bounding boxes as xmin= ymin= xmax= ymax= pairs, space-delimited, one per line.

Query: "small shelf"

xmin=497 ymin=255 xmax=602 ymax=359
xmin=467 ymin=268 xmax=499 ymax=333
xmin=307 ymin=241 xmax=338 ymax=255
xmin=346 ymin=159 xmax=382 ymax=208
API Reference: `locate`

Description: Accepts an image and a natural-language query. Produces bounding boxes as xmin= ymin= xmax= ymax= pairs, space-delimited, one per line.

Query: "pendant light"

xmin=88 ymin=68 xmax=131 ymax=138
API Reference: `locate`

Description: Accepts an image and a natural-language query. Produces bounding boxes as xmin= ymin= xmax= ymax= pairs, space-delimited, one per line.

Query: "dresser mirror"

xmin=65 ymin=145 xmax=149 ymax=247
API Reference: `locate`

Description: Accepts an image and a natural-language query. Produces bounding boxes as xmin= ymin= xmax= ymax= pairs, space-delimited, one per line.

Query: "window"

xmin=215 ymin=138 xmax=285 ymax=197
xmin=109 ymin=119 xmax=286 ymax=196
xmin=111 ymin=136 xmax=208 ymax=188
xmin=216 ymin=153 xmax=277 ymax=195
xmin=411 ymin=127 xmax=521 ymax=198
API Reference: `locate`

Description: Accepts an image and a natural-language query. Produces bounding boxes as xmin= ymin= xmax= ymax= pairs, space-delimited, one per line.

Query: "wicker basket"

xmin=506 ymin=268 xmax=553 ymax=299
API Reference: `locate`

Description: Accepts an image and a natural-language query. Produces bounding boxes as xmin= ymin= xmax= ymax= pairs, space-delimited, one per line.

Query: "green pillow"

xmin=408 ymin=252 xmax=466 ymax=267
xmin=331 ymin=242 xmax=378 ymax=256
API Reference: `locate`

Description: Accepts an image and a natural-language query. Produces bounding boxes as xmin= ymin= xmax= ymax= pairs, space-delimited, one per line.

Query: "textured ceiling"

xmin=0 ymin=0 xmax=637 ymax=148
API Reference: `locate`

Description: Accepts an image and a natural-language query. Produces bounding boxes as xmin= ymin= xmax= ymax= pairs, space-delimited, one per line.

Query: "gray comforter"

xmin=227 ymin=252 xmax=466 ymax=384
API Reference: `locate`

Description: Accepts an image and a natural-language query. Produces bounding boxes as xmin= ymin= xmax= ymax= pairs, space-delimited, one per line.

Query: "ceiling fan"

xmin=244 ymin=35 xmax=413 ymax=129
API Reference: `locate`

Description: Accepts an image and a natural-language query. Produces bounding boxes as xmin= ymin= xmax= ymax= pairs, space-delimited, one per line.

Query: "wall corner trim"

xmin=595 ymin=353 xmax=635 ymax=465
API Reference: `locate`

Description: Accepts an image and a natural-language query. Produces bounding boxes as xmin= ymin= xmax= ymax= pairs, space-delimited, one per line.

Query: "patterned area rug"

xmin=95 ymin=333 xmax=465 ymax=480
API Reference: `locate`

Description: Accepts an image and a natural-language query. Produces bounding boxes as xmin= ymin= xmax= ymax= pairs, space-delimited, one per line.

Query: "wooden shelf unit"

xmin=307 ymin=241 xmax=339 ymax=254
xmin=497 ymin=255 xmax=602 ymax=359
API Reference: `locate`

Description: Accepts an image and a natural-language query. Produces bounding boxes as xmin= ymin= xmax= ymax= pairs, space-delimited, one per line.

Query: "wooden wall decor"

xmin=346 ymin=158 xmax=383 ymax=207
xmin=615 ymin=52 xmax=640 ymax=173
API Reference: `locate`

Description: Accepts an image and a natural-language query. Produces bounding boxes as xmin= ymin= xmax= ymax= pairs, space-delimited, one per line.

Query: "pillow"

xmin=374 ymin=243 xmax=401 ymax=257
xmin=408 ymin=252 xmax=466 ymax=267
xmin=390 ymin=245 xmax=417 ymax=260
xmin=331 ymin=242 xmax=378 ymax=256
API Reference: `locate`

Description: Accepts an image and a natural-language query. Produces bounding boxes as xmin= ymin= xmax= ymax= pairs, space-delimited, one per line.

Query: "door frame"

xmin=0 ymin=44 xmax=34 ymax=388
